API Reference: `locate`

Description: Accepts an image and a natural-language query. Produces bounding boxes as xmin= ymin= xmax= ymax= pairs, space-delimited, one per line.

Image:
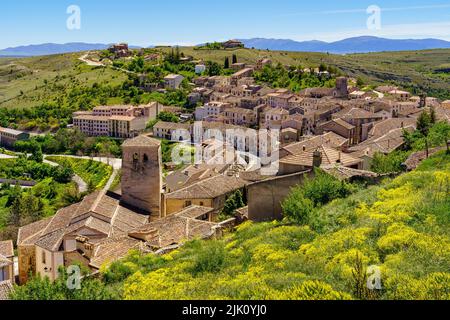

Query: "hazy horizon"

xmin=2 ymin=0 xmax=450 ymax=49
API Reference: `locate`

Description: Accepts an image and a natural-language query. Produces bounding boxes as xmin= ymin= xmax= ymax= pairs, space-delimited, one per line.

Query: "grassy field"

xmin=1 ymin=47 xmax=449 ymax=110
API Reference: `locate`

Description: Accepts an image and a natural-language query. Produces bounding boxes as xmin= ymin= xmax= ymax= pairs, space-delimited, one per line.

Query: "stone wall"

xmin=18 ymin=245 xmax=35 ymax=285
xmin=247 ymin=170 xmax=314 ymax=222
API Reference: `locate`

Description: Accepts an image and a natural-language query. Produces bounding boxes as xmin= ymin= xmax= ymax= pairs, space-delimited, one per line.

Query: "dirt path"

xmin=79 ymin=52 xmax=104 ymax=67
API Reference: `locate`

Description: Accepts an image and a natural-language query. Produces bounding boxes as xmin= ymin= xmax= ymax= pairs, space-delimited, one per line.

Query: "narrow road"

xmin=43 ymin=158 xmax=88 ymax=193
xmin=1 ymin=152 xmax=121 ymax=193
xmin=79 ymin=52 xmax=104 ymax=67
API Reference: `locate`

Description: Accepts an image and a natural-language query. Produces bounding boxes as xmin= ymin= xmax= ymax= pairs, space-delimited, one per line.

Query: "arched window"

xmin=143 ymin=154 xmax=149 ymax=163
xmin=133 ymin=153 xmax=139 ymax=170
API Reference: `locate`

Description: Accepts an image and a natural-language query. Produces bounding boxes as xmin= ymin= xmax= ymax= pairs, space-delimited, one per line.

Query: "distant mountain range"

xmin=238 ymin=36 xmax=450 ymax=54
xmin=1 ymin=36 xmax=450 ymax=57
xmin=0 ymin=43 xmax=141 ymax=57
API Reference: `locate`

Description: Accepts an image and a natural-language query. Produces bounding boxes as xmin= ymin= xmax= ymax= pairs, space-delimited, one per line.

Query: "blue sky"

xmin=1 ymin=0 xmax=450 ymax=49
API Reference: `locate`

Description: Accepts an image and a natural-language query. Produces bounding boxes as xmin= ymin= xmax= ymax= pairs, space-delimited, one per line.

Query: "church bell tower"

xmin=121 ymin=135 xmax=162 ymax=216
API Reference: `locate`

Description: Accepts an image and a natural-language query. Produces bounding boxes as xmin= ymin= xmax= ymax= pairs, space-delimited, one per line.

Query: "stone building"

xmin=164 ymin=74 xmax=184 ymax=90
xmin=121 ymin=135 xmax=163 ymax=218
xmin=164 ymin=175 xmax=247 ymax=216
xmin=0 ymin=128 xmax=30 ymax=148
xmin=0 ymin=240 xmax=14 ymax=283
xmin=72 ymin=102 xmax=159 ymax=138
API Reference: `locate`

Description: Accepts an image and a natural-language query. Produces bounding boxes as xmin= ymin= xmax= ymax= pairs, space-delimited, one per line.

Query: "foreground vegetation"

xmin=13 ymin=151 xmax=450 ymax=300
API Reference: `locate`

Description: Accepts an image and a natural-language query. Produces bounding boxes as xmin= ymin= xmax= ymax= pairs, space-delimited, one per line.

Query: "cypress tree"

xmin=224 ymin=57 xmax=230 ymax=69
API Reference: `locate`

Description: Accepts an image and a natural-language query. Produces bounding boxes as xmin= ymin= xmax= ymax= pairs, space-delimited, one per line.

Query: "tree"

xmin=417 ymin=111 xmax=432 ymax=136
xmin=224 ymin=57 xmax=230 ymax=69
xmin=232 ymin=54 xmax=238 ymax=64
xmin=9 ymin=197 xmax=22 ymax=227
xmin=282 ymin=187 xmax=314 ymax=225
xmin=430 ymin=107 xmax=437 ymax=124
xmin=356 ymin=77 xmax=365 ymax=87
xmin=370 ymin=151 xmax=409 ymax=174
xmin=221 ymin=190 xmax=245 ymax=217
xmin=28 ymin=141 xmax=43 ymax=163
xmin=206 ymin=61 xmax=222 ymax=76
xmin=157 ymin=111 xmax=179 ymax=123
xmin=319 ymin=63 xmax=327 ymax=72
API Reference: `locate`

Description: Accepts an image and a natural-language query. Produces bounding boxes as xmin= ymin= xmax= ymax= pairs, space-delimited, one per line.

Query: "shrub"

xmin=282 ymin=189 xmax=314 ymax=225
xmin=190 ymin=241 xmax=227 ymax=275
xmin=302 ymin=170 xmax=354 ymax=207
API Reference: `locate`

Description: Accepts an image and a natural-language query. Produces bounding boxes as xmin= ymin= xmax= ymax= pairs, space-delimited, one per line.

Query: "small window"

xmin=42 ymin=251 xmax=46 ymax=264
xmin=143 ymin=154 xmax=149 ymax=162
xmin=185 ymin=200 xmax=192 ymax=208
xmin=200 ymin=202 xmax=204 ymax=206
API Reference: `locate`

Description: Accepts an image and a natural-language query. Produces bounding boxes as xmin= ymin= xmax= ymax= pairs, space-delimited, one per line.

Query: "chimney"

xmin=313 ymin=150 xmax=322 ymax=168
xmin=336 ymin=152 xmax=342 ymax=164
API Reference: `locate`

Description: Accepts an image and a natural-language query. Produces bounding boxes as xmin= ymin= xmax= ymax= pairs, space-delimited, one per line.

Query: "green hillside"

xmin=0 ymin=53 xmax=127 ymax=109
xmin=169 ymin=47 xmax=450 ymax=99
xmin=108 ymin=152 xmax=449 ymax=300
xmin=1 ymin=47 xmax=449 ymax=115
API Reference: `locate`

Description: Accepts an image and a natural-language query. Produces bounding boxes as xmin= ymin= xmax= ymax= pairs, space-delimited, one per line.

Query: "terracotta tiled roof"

xmin=89 ymin=235 xmax=142 ymax=269
xmin=0 ymin=255 xmax=12 ymax=268
xmin=17 ymin=217 xmax=52 ymax=246
xmin=321 ymin=165 xmax=379 ymax=181
xmin=19 ymin=191 xmax=149 ymax=252
xmin=403 ymin=146 xmax=447 ymax=171
xmin=280 ymin=146 xmax=362 ymax=168
xmin=369 ymin=118 xmax=416 ymax=138
xmin=0 ymin=127 xmax=26 ymax=136
xmin=0 ymin=240 xmax=13 ymax=258
xmin=153 ymin=121 xmax=190 ymax=130
xmin=334 ymin=107 xmax=379 ymax=119
xmin=122 ymin=134 xmax=161 ymax=147
xmin=166 ymin=174 xmax=247 ymax=200
xmin=350 ymin=126 xmax=415 ymax=156
xmin=175 ymin=206 xmax=214 ymax=219
xmin=0 ymin=281 xmax=13 ymax=300
xmin=330 ymin=118 xmax=356 ymax=130
xmin=129 ymin=206 xmax=218 ymax=249
xmin=283 ymin=132 xmax=348 ymax=155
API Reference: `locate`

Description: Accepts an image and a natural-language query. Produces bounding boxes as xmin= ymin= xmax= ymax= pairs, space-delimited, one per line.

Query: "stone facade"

xmin=121 ymin=135 xmax=163 ymax=217
xmin=247 ymin=170 xmax=314 ymax=222
xmin=18 ymin=245 xmax=35 ymax=284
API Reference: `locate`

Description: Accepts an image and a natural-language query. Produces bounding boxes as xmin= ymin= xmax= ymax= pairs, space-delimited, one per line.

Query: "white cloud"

xmin=281 ymin=3 xmax=450 ymax=17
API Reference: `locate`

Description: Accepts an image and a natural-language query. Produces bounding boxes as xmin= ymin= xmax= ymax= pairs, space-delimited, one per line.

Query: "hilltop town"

xmin=0 ymin=41 xmax=449 ymax=300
